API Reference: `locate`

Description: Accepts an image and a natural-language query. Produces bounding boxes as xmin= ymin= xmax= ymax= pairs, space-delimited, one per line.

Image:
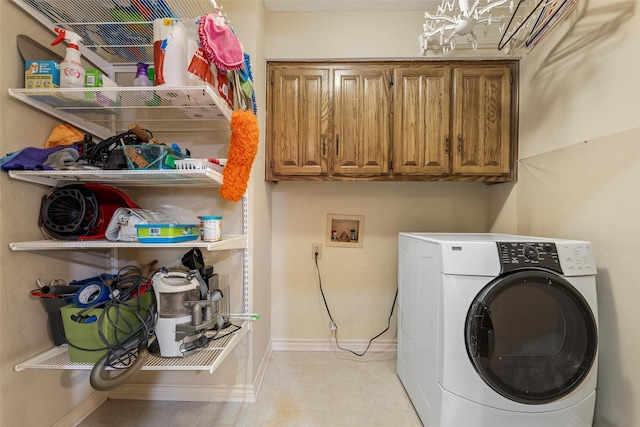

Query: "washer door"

xmin=465 ymin=269 xmax=597 ymax=404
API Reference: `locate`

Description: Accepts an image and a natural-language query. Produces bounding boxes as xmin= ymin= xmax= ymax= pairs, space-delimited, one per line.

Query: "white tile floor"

xmin=80 ymin=350 xmax=422 ymax=426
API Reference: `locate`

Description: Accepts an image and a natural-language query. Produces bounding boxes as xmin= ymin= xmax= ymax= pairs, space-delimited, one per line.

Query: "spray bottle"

xmin=133 ymin=62 xmax=153 ymax=102
xmin=51 ymin=28 xmax=85 ymax=100
xmin=134 ymin=63 xmax=152 ymax=87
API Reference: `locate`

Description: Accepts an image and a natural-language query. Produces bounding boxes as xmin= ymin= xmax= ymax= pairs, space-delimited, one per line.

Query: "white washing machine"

xmin=397 ymin=233 xmax=598 ymax=427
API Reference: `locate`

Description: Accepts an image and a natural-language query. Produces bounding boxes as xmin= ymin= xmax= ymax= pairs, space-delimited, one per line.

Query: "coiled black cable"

xmin=61 ymin=265 xmax=156 ymax=391
xmin=78 ymin=130 xmax=152 ymax=167
xmin=93 ymin=266 xmax=156 ymax=362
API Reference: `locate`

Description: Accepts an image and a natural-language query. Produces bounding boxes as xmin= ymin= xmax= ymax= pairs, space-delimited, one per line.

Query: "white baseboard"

xmin=252 ymin=339 xmax=272 ymax=398
xmin=106 ymin=383 xmax=257 ymax=402
xmin=271 ymin=338 xmax=397 ymax=353
xmin=53 ymin=392 xmax=107 ymax=427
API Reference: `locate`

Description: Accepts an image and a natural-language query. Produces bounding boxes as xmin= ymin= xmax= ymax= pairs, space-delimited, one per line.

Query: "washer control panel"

xmin=498 ymin=241 xmax=597 ymax=276
xmin=498 ymin=242 xmax=562 ymax=274
xmin=555 ymin=242 xmax=597 ymax=276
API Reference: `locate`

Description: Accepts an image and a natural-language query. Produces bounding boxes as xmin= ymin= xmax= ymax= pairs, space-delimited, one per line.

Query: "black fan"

xmin=39 ymin=185 xmax=98 ymax=240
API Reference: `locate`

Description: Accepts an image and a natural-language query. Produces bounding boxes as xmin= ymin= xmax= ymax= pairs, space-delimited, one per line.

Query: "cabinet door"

xmin=452 ymin=65 xmax=512 ymax=176
xmin=393 ymin=65 xmax=451 ymax=175
xmin=333 ymin=66 xmax=391 ymax=176
xmin=268 ymin=65 xmax=330 ymax=179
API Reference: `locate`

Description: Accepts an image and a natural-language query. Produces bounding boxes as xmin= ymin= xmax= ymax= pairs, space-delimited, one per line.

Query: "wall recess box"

xmin=326 ymin=214 xmax=364 ymax=248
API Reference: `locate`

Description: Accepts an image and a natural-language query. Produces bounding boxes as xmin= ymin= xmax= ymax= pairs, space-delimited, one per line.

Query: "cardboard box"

xmin=84 ymin=69 xmax=102 ymax=88
xmin=25 ymin=60 xmax=60 ymax=88
xmin=61 ymin=292 xmax=152 ymax=363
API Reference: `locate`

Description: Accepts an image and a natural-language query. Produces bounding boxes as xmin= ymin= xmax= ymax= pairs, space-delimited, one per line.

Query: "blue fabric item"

xmin=243 ymin=53 xmax=257 ymax=115
xmin=0 ymin=146 xmax=71 ymax=171
xmin=243 ymin=53 xmax=254 ymax=82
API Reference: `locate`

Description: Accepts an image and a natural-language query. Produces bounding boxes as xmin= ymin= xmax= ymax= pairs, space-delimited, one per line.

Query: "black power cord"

xmin=314 ymin=252 xmax=398 ymax=357
xmin=61 ymin=265 xmax=157 ymax=391
xmin=78 ymin=129 xmax=152 ymax=168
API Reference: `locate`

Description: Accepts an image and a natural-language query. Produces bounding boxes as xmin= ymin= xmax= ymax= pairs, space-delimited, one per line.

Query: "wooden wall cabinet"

xmin=267 ymin=61 xmax=518 ymax=182
xmin=268 ymin=65 xmax=330 ymax=177
xmin=452 ymin=65 xmax=512 ymax=177
xmin=393 ymin=64 xmax=451 ymax=176
xmin=333 ymin=65 xmax=391 ymax=177
xmin=267 ymin=63 xmax=392 ymax=180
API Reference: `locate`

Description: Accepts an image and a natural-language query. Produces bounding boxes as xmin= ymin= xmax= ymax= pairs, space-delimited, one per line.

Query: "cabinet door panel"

xmin=394 ymin=65 xmax=451 ymax=175
xmin=453 ymin=66 xmax=511 ymax=175
xmin=269 ymin=67 xmax=329 ymax=177
xmin=334 ymin=66 xmax=391 ymax=175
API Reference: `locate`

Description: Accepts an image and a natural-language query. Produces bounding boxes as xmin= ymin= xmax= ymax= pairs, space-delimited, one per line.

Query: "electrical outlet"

xmin=329 ymin=321 xmax=337 ymax=331
xmin=312 ymin=243 xmax=322 ymax=259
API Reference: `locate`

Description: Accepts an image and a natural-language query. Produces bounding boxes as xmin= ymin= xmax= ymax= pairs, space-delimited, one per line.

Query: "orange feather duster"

xmin=220 ymin=110 xmax=259 ymax=202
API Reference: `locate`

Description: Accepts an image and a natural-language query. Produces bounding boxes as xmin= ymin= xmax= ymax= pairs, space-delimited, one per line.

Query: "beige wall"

xmin=266 ymin=11 xmax=423 ymax=59
xmin=265 ymin=11 xmax=495 ymax=345
xmin=271 ymin=182 xmax=489 ymax=342
xmin=0 ymin=2 xmax=105 ymax=425
xmin=514 ymin=1 xmax=640 ymax=426
xmin=227 ymin=0 xmax=273 ymax=391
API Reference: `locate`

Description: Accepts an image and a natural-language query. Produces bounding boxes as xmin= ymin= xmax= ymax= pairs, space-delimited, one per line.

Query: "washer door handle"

xmin=471 ymin=304 xmax=494 ymax=358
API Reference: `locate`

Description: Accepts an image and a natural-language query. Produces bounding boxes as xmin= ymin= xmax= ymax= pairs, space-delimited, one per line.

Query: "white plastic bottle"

xmin=51 ymin=28 xmax=85 ymax=100
xmin=153 ymin=18 xmax=188 ymax=87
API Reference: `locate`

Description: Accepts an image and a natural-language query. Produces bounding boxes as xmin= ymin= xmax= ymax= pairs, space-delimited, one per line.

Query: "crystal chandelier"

xmin=420 ymin=0 xmax=510 ymax=54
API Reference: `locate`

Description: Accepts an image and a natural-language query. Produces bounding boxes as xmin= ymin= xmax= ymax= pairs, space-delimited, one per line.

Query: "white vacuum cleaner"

xmin=152 ymin=267 xmax=227 ymax=357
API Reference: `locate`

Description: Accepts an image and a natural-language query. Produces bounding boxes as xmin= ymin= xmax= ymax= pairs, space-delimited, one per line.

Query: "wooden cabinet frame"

xmin=267 ymin=60 xmax=519 ymax=183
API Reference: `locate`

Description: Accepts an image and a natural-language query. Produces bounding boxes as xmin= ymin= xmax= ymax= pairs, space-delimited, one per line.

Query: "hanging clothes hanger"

xmin=525 ymin=0 xmax=577 ymax=49
xmin=498 ymin=0 xmax=578 ymax=52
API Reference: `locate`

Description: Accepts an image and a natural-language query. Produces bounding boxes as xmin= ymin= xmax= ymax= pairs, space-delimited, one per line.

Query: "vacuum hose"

xmin=89 ymin=341 xmax=149 ymax=391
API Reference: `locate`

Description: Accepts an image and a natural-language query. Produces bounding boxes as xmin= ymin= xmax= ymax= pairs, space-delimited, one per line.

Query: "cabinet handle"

xmin=445 ymin=135 xmax=450 ymax=155
xmin=336 ymin=135 xmax=339 ymax=156
xmin=322 ymin=136 xmax=326 ymax=156
xmin=458 ymin=134 xmax=462 ymax=153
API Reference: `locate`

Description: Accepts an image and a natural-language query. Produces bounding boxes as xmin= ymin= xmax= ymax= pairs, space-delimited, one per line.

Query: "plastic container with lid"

xmin=135 ymin=223 xmax=199 ymax=243
xmin=200 ymin=215 xmax=222 ymax=242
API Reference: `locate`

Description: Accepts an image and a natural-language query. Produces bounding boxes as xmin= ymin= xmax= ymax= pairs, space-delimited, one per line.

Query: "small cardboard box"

xmin=61 ymin=292 xmax=152 ymax=363
xmin=25 ymin=60 xmax=60 ymax=88
xmin=84 ymin=69 xmax=102 ymax=88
